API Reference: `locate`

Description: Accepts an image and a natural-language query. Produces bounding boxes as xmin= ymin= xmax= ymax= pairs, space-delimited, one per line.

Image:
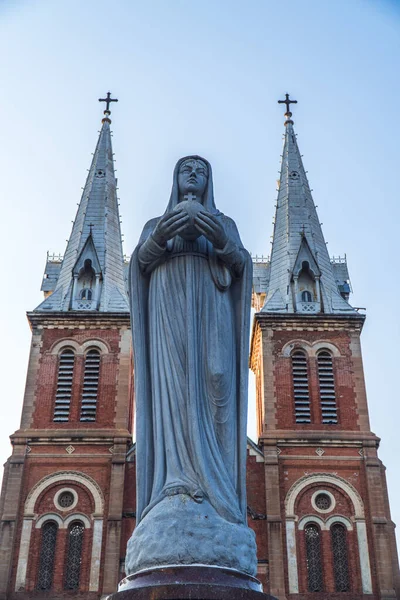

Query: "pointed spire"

xmin=36 ymin=97 xmax=128 ymax=313
xmin=261 ymin=97 xmax=355 ymax=314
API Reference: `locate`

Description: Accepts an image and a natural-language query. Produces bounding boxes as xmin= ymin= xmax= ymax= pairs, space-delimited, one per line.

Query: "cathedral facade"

xmin=0 ymin=104 xmax=398 ymax=600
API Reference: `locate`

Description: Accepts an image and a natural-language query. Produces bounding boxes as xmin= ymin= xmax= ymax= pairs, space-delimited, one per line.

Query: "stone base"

xmin=107 ymin=566 xmax=277 ymax=600
xmin=125 ymin=495 xmax=257 ymax=576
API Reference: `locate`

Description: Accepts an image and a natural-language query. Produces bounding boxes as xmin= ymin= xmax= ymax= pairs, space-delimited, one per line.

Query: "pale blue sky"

xmin=1 ymin=0 xmax=399 ymax=544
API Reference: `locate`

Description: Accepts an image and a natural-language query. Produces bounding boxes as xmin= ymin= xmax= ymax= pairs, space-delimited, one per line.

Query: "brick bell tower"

xmin=250 ymin=97 xmax=400 ymax=600
xmin=0 ymin=97 xmax=132 ymax=599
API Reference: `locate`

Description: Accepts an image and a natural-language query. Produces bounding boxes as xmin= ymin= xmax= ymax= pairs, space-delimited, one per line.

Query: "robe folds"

xmin=129 ymin=156 xmax=253 ymax=527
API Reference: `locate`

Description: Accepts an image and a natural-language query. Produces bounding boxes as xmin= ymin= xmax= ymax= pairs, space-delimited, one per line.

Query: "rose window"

xmin=58 ymin=491 xmax=75 ymax=508
xmin=314 ymin=492 xmax=332 ymax=510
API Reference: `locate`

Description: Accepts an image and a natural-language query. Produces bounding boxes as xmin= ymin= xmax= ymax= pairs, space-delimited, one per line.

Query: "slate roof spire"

xmin=261 ymin=96 xmax=355 ymax=314
xmin=36 ymin=95 xmax=129 ymax=313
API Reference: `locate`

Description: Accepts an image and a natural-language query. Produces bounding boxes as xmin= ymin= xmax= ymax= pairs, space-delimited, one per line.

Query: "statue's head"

xmin=178 ymin=158 xmax=208 ymax=200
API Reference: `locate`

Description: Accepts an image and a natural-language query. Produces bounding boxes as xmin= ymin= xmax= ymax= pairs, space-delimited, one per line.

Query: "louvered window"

xmin=317 ymin=351 xmax=338 ymax=424
xmin=80 ymin=349 xmax=100 ymax=421
xmin=54 ymin=350 xmax=75 ymax=422
xmin=331 ymin=523 xmax=350 ymax=592
xmin=64 ymin=521 xmax=84 ymax=590
xmin=291 ymin=351 xmax=311 ymax=423
xmin=37 ymin=521 xmax=58 ymax=590
xmin=305 ymin=524 xmax=324 ymax=592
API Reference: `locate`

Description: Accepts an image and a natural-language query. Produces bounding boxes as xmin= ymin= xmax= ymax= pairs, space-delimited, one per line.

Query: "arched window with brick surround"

xmin=291 ymin=350 xmax=311 ymax=423
xmin=80 ymin=348 xmax=101 ymax=421
xmin=37 ymin=521 xmax=58 ymax=590
xmin=64 ymin=520 xmax=85 ymax=590
xmin=317 ymin=350 xmax=338 ymax=424
xmin=53 ymin=349 xmax=75 ymax=422
xmin=305 ymin=523 xmax=324 ymax=592
xmin=331 ymin=522 xmax=350 ymax=591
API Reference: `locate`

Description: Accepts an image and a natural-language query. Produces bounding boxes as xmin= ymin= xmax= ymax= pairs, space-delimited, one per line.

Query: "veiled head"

xmin=166 ymin=155 xmax=217 ymax=215
xmin=178 ymin=159 xmax=208 ymax=200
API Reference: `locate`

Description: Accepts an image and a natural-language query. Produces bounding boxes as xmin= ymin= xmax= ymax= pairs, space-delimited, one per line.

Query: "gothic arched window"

xmin=301 ymin=290 xmax=312 ymax=302
xmin=331 ymin=523 xmax=350 ymax=592
xmin=80 ymin=349 xmax=101 ymax=422
xmin=53 ymin=349 xmax=75 ymax=422
xmin=80 ymin=289 xmax=93 ymax=300
xmin=305 ymin=523 xmax=324 ymax=592
xmin=291 ymin=350 xmax=311 ymax=423
xmin=317 ymin=350 xmax=338 ymax=424
xmin=64 ymin=521 xmax=85 ymax=590
xmin=37 ymin=521 xmax=58 ymax=590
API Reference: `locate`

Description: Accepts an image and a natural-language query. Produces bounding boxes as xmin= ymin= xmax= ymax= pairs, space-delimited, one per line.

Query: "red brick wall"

xmin=32 ymin=328 xmax=123 ymax=430
xmin=271 ymin=329 xmax=359 ymax=432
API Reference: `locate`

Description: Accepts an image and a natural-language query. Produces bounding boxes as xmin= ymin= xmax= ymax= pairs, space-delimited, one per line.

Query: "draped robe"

xmin=129 ymin=157 xmax=252 ymax=527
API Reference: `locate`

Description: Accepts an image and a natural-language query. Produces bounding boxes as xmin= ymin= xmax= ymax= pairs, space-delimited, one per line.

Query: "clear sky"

xmin=1 ymin=0 xmax=399 ymax=545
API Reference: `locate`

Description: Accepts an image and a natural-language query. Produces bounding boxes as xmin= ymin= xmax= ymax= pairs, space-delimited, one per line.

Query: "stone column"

xmin=285 ymin=519 xmax=298 ymax=593
xmin=102 ymin=441 xmax=127 ymax=593
xmin=364 ymin=448 xmax=397 ymax=598
xmin=0 ymin=445 xmax=26 ymax=597
xmin=89 ymin=518 xmax=104 ymax=591
xmin=356 ymin=520 xmax=373 ymax=594
xmin=263 ymin=444 xmax=287 ymax=599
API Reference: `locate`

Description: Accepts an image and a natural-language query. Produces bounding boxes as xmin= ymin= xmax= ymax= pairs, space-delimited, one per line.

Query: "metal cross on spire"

xmin=99 ymin=92 xmax=118 ymax=115
xmin=278 ymin=93 xmax=297 ymax=115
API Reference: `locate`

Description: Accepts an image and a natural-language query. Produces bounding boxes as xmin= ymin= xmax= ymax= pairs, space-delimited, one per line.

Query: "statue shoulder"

xmin=138 ymin=217 xmax=161 ymax=242
xmin=218 ymin=213 xmax=240 ymax=233
xmin=143 ymin=216 xmax=161 ymax=231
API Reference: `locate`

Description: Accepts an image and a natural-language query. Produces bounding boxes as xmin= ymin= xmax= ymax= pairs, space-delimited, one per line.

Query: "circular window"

xmin=59 ymin=491 xmax=74 ymax=508
xmin=315 ymin=493 xmax=331 ymax=510
xmin=311 ymin=489 xmax=336 ymax=514
xmin=54 ymin=488 xmax=78 ymax=511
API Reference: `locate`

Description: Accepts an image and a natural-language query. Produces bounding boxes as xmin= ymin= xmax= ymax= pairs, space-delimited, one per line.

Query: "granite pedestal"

xmin=108 ymin=565 xmax=277 ymax=600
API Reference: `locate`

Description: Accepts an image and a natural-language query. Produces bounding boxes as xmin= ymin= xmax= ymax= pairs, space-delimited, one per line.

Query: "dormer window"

xmin=292 ymin=241 xmax=322 ymax=314
xmin=71 ymin=237 xmax=102 ymax=311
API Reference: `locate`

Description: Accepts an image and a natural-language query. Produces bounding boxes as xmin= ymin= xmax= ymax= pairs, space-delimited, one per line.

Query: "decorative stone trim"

xmin=297 ymin=514 xmax=353 ymax=531
xmin=50 ymin=339 xmax=81 ymax=355
xmin=50 ymin=338 xmax=110 ymax=355
xmin=325 ymin=515 xmax=353 ymax=531
xmin=54 ymin=487 xmax=78 ymax=511
xmin=311 ymin=489 xmax=335 ymax=513
xmin=35 ymin=513 xmax=64 ymax=528
xmin=35 ymin=512 xmax=91 ymax=529
xmin=281 ymin=339 xmax=341 ymax=358
xmin=64 ymin=513 xmax=91 ymax=529
xmin=298 ymin=515 xmax=325 ymax=530
xmin=285 ymin=472 xmax=364 ymax=518
xmin=25 ymin=470 xmax=104 ymax=515
xmin=82 ymin=339 xmax=110 ymax=354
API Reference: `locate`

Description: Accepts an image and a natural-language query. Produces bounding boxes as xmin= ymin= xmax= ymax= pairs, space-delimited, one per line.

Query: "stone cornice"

xmin=27 ymin=311 xmax=131 ymax=330
xmin=258 ymin=430 xmax=380 ymax=446
xmin=253 ymin=311 xmax=365 ymax=331
xmin=11 ymin=428 xmax=132 ymax=442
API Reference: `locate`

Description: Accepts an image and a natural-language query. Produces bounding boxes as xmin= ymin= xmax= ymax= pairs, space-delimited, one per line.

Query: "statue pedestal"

xmin=108 ymin=566 xmax=277 ymax=600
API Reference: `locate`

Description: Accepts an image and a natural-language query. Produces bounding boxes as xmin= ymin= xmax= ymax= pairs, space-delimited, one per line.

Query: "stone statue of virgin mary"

xmin=126 ymin=156 xmax=257 ymax=577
